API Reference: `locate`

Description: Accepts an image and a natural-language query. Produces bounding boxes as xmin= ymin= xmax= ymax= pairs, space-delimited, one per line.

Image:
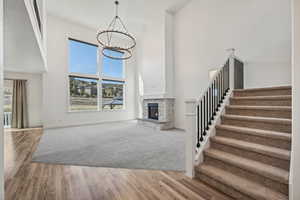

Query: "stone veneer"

xmin=138 ymin=98 xmax=175 ymax=130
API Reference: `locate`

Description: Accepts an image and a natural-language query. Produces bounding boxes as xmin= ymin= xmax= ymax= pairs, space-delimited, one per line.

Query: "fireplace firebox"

xmin=148 ymin=103 xmax=159 ymax=120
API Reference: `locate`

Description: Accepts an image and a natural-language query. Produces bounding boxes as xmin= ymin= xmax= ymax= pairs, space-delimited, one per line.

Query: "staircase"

xmin=195 ymin=86 xmax=292 ymax=200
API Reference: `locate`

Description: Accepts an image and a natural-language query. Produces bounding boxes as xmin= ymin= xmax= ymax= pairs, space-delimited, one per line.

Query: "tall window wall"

xmin=68 ymin=38 xmax=125 ymax=111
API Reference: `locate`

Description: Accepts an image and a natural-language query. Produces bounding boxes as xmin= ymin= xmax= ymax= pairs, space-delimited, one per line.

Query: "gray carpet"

xmin=32 ymin=121 xmax=185 ymax=171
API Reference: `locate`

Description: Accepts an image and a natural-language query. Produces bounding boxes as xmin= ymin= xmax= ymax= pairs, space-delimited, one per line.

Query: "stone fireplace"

xmin=138 ymin=98 xmax=175 ymax=130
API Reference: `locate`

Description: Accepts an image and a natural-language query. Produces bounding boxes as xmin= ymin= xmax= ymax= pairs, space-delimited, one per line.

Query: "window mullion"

xmin=102 ymin=76 xmax=125 ymax=83
xmin=98 ymin=47 xmax=103 ymax=111
xmin=69 ymin=73 xmax=99 ymax=80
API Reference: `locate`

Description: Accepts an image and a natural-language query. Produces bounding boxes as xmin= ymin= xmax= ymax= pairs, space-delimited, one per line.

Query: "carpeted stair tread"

xmin=194 ymin=86 xmax=292 ymax=199
xmin=225 ymin=106 xmax=291 ymax=119
xmin=204 ymin=149 xmax=289 ymax=184
xmin=231 ymin=95 xmax=292 ymax=100
xmin=233 ymin=86 xmax=291 ymax=97
xmin=196 ymin=164 xmax=288 ymax=200
xmin=222 ymin=114 xmax=292 ymax=125
xmin=226 ymin=105 xmax=291 ymax=111
xmin=216 ymin=125 xmax=291 ymax=141
xmin=230 ymin=95 xmax=292 ymax=106
xmin=234 ymin=86 xmax=291 ymax=92
xmin=211 ymin=136 xmax=290 ymax=161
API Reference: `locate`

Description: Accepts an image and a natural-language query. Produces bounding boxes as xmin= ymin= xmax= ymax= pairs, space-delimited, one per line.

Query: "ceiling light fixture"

xmin=96 ymin=1 xmax=136 ymax=60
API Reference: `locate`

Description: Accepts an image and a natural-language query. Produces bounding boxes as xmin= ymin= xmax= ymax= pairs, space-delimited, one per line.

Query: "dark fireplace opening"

xmin=148 ymin=103 xmax=159 ymax=120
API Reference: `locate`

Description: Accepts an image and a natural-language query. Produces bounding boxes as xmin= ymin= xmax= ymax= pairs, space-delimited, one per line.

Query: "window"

xmin=102 ymin=49 xmax=125 ymax=110
xmin=102 ymin=49 xmax=124 ymax=78
xmin=4 ymin=80 xmax=13 ymax=113
xmin=68 ymin=39 xmax=98 ymax=111
xmin=102 ymin=80 xmax=124 ymax=110
xmin=69 ymin=77 xmax=98 ymax=111
xmin=4 ymin=80 xmax=13 ymax=128
xmin=68 ymin=38 xmax=125 ymax=111
xmin=69 ymin=39 xmax=98 ymax=75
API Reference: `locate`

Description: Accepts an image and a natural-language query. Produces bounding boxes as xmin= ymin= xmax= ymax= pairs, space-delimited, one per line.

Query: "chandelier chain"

xmin=115 ymin=1 xmax=119 ymax=17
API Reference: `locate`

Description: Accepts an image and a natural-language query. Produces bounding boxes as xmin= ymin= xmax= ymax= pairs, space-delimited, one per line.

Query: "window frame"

xmin=67 ymin=37 xmax=126 ymax=112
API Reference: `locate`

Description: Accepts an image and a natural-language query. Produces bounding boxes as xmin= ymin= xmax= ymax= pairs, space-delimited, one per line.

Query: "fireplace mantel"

xmin=142 ymin=93 xmax=175 ymax=100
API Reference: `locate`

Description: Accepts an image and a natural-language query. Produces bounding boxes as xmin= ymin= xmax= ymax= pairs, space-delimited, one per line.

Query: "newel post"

xmin=184 ymin=99 xmax=197 ymax=178
xmin=228 ymin=48 xmax=235 ymax=90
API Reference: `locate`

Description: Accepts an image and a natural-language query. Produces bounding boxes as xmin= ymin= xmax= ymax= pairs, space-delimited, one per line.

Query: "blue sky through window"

xmin=69 ymin=39 xmax=124 ymax=78
xmin=69 ymin=39 xmax=98 ymax=74
xmin=102 ymin=49 xmax=123 ymax=78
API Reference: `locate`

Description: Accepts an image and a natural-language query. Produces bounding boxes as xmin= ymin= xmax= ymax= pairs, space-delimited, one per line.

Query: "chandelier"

xmin=96 ymin=1 xmax=136 ymax=60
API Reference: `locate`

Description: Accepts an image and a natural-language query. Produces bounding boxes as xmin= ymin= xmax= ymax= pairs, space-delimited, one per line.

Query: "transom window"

xmin=68 ymin=38 xmax=125 ymax=111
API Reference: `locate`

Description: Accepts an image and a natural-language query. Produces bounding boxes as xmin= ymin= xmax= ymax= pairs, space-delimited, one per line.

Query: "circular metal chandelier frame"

xmin=96 ymin=1 xmax=136 ymax=60
xmin=96 ymin=30 xmax=136 ymax=50
xmin=102 ymin=46 xmax=132 ymax=60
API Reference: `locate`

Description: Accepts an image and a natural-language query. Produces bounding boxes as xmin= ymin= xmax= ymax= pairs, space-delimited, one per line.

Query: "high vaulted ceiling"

xmin=47 ymin=0 xmax=190 ymax=33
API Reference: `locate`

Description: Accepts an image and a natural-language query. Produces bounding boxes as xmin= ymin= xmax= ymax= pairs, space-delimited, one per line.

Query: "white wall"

xmin=291 ymin=0 xmax=300 ymax=199
xmin=4 ymin=0 xmax=46 ymax=73
xmin=245 ymin=62 xmax=291 ymax=88
xmin=44 ymin=15 xmax=137 ymax=128
xmin=0 ymin=0 xmax=4 ymax=198
xmin=136 ymin=5 xmax=177 ymax=99
xmin=4 ymin=72 xmax=43 ymax=127
xmin=173 ymin=0 xmax=292 ymax=129
xmin=164 ymin=12 xmax=175 ymax=98
xmin=135 ymin=10 xmax=176 ymax=120
xmin=138 ymin=15 xmax=166 ymax=96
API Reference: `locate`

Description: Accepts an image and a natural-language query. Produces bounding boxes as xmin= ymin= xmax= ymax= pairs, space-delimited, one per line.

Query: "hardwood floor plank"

xmin=4 ymin=128 xmax=232 ymax=200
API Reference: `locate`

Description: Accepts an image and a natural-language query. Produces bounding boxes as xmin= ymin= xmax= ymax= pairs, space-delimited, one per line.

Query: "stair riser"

xmin=204 ymin=156 xmax=288 ymax=195
xmin=221 ymin=117 xmax=291 ymax=133
xmin=226 ymin=108 xmax=291 ymax=119
xmin=196 ymin=172 xmax=254 ymax=200
xmin=210 ymin=141 xmax=290 ymax=170
xmin=216 ymin=128 xmax=291 ymax=150
xmin=233 ymin=89 xmax=291 ymax=97
xmin=230 ymin=99 xmax=291 ymax=106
